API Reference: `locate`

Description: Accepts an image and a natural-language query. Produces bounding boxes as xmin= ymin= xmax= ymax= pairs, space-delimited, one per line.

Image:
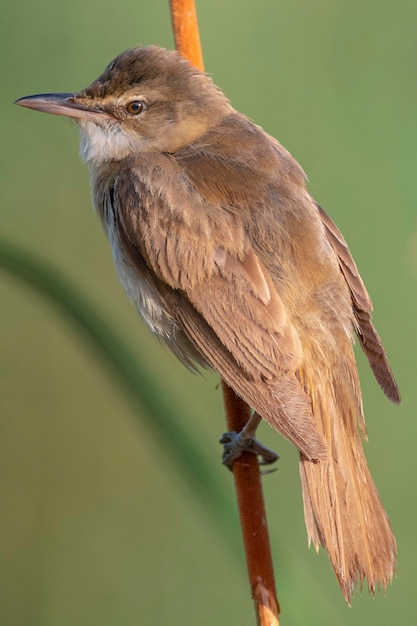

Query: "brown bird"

xmin=15 ymin=45 xmax=400 ymax=602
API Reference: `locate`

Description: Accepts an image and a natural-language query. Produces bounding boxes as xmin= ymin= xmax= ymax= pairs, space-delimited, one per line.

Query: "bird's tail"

xmin=298 ymin=347 xmax=396 ymax=603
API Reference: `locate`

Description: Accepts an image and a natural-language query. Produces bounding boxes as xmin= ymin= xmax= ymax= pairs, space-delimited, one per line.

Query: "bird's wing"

xmin=112 ymin=165 xmax=326 ymax=460
xmin=316 ymin=203 xmax=400 ymax=403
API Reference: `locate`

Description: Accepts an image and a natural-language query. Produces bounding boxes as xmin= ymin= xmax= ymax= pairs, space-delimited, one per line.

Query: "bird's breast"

xmin=102 ymin=190 xmax=172 ymax=335
xmin=94 ymin=181 xmax=206 ymax=369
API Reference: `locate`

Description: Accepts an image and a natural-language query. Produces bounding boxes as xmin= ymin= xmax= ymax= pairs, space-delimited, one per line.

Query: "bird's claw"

xmin=220 ymin=430 xmax=279 ymax=471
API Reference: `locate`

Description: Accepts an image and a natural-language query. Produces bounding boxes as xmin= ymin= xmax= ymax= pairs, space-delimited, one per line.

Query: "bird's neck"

xmin=78 ymin=120 xmax=139 ymax=165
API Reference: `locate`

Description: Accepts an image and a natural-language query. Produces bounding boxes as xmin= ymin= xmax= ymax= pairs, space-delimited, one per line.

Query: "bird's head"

xmin=15 ymin=46 xmax=231 ymax=165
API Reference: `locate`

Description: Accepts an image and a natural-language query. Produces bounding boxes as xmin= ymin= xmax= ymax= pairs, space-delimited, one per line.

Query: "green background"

xmin=2 ymin=1 xmax=416 ymax=624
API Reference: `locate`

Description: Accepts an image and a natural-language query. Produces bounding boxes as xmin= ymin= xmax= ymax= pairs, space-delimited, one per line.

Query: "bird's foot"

xmin=220 ymin=430 xmax=279 ymax=471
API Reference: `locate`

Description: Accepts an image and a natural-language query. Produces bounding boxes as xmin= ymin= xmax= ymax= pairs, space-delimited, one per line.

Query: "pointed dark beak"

xmin=14 ymin=93 xmax=114 ymax=121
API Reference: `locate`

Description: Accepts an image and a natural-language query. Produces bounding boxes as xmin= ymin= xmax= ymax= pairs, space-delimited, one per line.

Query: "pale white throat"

xmin=78 ymin=119 xmax=143 ymax=165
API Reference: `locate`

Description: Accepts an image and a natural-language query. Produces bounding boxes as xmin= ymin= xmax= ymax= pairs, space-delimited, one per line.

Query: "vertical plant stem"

xmin=169 ymin=0 xmax=204 ymax=70
xmin=222 ymin=382 xmax=280 ymax=625
xmin=167 ymin=2 xmax=281 ymax=623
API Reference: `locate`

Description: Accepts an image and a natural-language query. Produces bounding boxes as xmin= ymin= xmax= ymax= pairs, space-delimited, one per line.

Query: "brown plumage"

xmin=15 ymin=45 xmax=400 ymax=602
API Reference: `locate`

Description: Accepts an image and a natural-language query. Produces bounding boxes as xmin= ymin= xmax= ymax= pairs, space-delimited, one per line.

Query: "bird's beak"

xmin=14 ymin=93 xmax=115 ymax=122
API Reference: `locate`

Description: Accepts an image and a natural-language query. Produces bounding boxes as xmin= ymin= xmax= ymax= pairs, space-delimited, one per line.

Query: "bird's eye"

xmin=126 ymin=100 xmax=146 ymax=115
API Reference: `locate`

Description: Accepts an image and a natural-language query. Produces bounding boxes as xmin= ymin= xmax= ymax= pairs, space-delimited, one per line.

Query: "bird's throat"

xmin=78 ymin=120 xmax=138 ymax=164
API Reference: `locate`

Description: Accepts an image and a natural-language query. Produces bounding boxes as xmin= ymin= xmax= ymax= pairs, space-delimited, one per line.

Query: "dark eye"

xmin=126 ymin=100 xmax=146 ymax=115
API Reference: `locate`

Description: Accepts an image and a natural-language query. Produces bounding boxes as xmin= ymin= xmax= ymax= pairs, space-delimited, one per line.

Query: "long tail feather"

xmin=298 ymin=348 xmax=396 ymax=603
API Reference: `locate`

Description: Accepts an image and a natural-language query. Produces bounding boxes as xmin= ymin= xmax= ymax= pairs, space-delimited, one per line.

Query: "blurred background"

xmin=2 ymin=1 xmax=416 ymax=624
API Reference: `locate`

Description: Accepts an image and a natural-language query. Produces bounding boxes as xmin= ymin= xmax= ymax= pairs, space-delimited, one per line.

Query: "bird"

xmin=15 ymin=45 xmax=400 ymax=602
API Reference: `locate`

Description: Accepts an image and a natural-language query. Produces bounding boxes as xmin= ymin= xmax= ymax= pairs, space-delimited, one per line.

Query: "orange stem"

xmin=222 ymin=382 xmax=280 ymax=625
xmin=168 ymin=2 xmax=280 ymax=623
xmin=169 ymin=0 xmax=204 ymax=71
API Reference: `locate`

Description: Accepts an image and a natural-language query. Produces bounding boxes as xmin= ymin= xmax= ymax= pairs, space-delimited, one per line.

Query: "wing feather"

xmin=317 ymin=204 xmax=400 ymax=403
xmin=114 ymin=167 xmax=326 ymax=459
